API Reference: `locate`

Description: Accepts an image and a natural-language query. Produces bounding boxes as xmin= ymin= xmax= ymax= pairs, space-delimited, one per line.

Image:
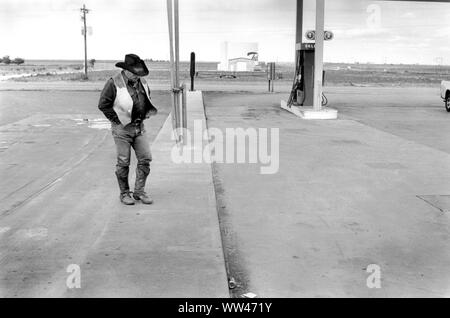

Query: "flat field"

xmin=2 ymin=60 xmax=450 ymax=87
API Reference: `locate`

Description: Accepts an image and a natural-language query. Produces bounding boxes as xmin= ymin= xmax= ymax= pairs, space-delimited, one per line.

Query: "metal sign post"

xmin=190 ymin=52 xmax=196 ymax=91
xmin=166 ymin=0 xmax=184 ymax=143
xmin=267 ymin=62 xmax=276 ymax=92
xmin=182 ymin=83 xmax=187 ymax=145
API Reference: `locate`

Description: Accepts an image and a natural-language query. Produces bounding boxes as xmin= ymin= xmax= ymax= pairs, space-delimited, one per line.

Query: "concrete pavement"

xmin=0 ymin=91 xmax=228 ymax=297
xmin=2 ymin=86 xmax=450 ymax=298
xmin=204 ymin=89 xmax=450 ymax=297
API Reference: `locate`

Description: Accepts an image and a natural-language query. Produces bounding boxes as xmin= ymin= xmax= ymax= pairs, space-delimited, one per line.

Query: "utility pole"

xmin=80 ymin=4 xmax=89 ymax=79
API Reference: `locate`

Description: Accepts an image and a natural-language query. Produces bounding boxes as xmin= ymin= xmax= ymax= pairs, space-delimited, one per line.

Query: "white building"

xmin=228 ymin=58 xmax=256 ymax=72
xmin=219 ymin=42 xmax=259 ymax=71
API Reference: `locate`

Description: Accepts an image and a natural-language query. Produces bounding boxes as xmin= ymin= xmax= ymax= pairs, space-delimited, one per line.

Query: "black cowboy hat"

xmin=115 ymin=54 xmax=149 ymax=77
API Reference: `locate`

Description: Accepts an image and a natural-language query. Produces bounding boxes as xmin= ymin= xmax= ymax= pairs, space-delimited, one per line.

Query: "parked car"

xmin=440 ymin=80 xmax=450 ymax=112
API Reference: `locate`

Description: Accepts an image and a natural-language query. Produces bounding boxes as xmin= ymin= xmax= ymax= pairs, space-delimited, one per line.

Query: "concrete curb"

xmin=146 ymin=90 xmax=229 ymax=297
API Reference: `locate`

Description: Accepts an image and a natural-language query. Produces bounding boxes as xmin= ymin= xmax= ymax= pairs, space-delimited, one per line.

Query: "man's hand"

xmin=111 ymin=122 xmax=124 ymax=130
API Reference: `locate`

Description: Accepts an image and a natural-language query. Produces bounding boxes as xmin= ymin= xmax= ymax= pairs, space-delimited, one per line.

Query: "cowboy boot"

xmin=116 ymin=170 xmax=135 ymax=205
xmin=133 ymin=192 xmax=153 ymax=204
xmin=120 ymin=192 xmax=135 ymax=205
xmin=133 ymin=165 xmax=153 ymax=204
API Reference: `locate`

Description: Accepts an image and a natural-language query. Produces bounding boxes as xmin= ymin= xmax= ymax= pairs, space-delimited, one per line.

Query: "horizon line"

xmin=6 ymin=59 xmax=450 ymax=67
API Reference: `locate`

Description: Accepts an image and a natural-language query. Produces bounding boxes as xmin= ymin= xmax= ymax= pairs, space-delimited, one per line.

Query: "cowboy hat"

xmin=115 ymin=54 xmax=149 ymax=77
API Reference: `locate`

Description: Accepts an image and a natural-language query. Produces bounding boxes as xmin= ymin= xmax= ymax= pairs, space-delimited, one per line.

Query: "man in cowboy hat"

xmin=98 ymin=54 xmax=157 ymax=205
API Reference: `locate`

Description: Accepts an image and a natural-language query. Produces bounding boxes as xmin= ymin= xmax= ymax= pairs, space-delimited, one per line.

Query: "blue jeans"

xmin=112 ymin=122 xmax=152 ymax=195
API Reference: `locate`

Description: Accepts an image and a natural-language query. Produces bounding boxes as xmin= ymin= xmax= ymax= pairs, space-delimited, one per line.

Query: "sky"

xmin=1 ymin=0 xmax=450 ymax=64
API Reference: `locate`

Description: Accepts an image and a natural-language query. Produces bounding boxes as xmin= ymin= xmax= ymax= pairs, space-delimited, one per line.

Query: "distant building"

xmin=219 ymin=41 xmax=259 ymax=71
xmin=228 ymin=57 xmax=257 ymax=72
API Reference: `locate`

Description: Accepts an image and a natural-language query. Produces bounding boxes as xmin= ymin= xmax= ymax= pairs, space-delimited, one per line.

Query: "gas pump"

xmin=287 ymin=42 xmax=327 ymax=107
xmin=287 ymin=43 xmax=315 ymax=107
xmin=281 ymin=0 xmax=336 ymax=119
xmin=286 ymin=27 xmax=333 ymax=108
